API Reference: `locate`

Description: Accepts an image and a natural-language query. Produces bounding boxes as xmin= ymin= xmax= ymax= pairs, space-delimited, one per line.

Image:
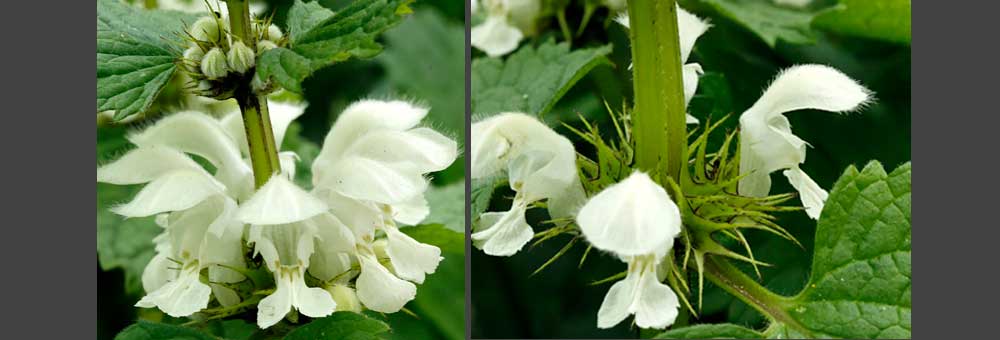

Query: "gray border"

xmin=1 ymin=0 xmax=97 ymax=338
xmin=465 ymin=1 xmax=473 ymax=340
xmin=912 ymin=1 xmax=1000 ymax=338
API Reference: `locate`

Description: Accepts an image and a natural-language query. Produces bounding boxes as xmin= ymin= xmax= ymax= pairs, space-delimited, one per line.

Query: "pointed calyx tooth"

xmin=201 ymin=47 xmax=230 ymax=80
xmin=227 ymin=41 xmax=256 ymax=74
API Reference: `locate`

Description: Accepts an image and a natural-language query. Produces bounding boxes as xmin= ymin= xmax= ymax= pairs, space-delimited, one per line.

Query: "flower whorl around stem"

xmin=98 ymin=98 xmax=457 ymax=328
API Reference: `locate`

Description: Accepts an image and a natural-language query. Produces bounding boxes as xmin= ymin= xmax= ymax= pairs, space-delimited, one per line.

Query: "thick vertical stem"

xmin=226 ymin=0 xmax=279 ymax=187
xmin=225 ymin=0 xmax=255 ymax=47
xmin=237 ymin=94 xmax=281 ymax=187
xmin=627 ymin=0 xmax=687 ymax=182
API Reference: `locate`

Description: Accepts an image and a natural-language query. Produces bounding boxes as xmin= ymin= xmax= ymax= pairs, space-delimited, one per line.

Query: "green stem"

xmin=702 ymin=256 xmax=809 ymax=335
xmin=627 ymin=0 xmax=687 ymax=182
xmin=237 ymin=94 xmax=281 ymax=188
xmin=225 ymin=0 xmax=255 ymax=47
xmin=226 ymin=0 xmax=279 ymax=187
xmin=144 ymin=0 xmax=157 ymax=9
xmin=556 ymin=10 xmax=573 ymax=46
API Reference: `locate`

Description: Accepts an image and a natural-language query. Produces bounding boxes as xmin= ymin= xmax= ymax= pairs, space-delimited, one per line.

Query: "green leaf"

xmin=472 ymin=40 xmax=612 ymax=117
xmin=397 ymin=225 xmax=465 ymax=340
xmin=813 ymin=0 xmax=911 ymax=44
xmin=257 ymin=0 xmax=414 ymax=94
xmin=378 ymin=8 xmax=465 ymax=183
xmin=698 ymin=0 xmax=835 ymax=47
xmin=776 ymin=161 xmax=911 ymax=338
xmin=115 ymin=321 xmax=215 ymax=340
xmin=285 ymin=312 xmax=390 ymax=340
xmin=98 ymin=126 xmax=159 ymax=295
xmin=401 ymin=224 xmax=464 ymax=255
xmin=97 ymin=0 xmax=197 ymax=120
xmin=423 ymin=181 xmax=466 ymax=233
xmin=654 ymin=323 xmax=764 ymax=339
xmin=470 ymin=176 xmax=505 ymax=220
xmin=285 ymin=0 xmax=336 ymax=42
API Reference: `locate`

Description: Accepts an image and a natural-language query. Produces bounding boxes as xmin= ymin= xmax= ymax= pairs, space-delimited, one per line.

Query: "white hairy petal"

xmin=135 ymin=266 xmax=211 ymax=317
xmin=345 ymin=128 xmax=458 ymax=174
xmin=237 ymin=176 xmax=327 ymax=225
xmin=577 ymin=172 xmax=682 ymax=257
xmin=471 ymin=16 xmax=523 ymax=57
xmin=597 ymin=264 xmax=680 ymax=329
xmin=385 ymin=226 xmax=443 ymax=283
xmin=356 ymin=254 xmax=417 ymax=313
xmin=249 ymin=222 xmax=319 ymax=271
xmin=738 ymin=64 xmax=870 ymax=197
xmin=112 ymin=169 xmax=225 ymax=217
xmin=677 ymin=6 xmax=710 ymax=63
xmin=313 ymin=188 xmax=382 ymax=240
xmin=318 ymin=156 xmax=428 ymax=205
xmin=392 ymin=194 xmax=430 ymax=226
xmin=783 ymin=167 xmax=828 ymax=219
xmin=97 ymin=146 xmax=205 ymax=185
xmin=314 ymin=100 xmax=429 ymax=172
xmin=472 ymin=204 xmax=533 ymax=257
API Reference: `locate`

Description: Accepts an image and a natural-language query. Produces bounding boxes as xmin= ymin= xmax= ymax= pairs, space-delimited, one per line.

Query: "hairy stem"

xmin=703 ymin=256 xmax=809 ymax=335
xmin=226 ymin=0 xmax=280 ymax=187
xmin=627 ymin=0 xmax=687 ymax=182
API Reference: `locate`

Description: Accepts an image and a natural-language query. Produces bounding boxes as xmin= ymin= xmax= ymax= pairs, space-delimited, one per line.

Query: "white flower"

xmin=98 ymin=98 xmax=456 ymax=327
xmin=239 ymin=176 xmax=338 ymax=328
xmin=576 ymin=172 xmax=682 ymax=329
xmin=135 ymin=196 xmax=245 ymax=317
xmin=738 ymin=65 xmax=870 ymax=219
xmin=470 ymin=113 xmax=585 ymax=256
xmin=310 ymin=99 xmax=458 ymax=311
xmin=616 ymin=6 xmax=711 ymax=124
xmin=98 ymin=104 xmax=306 ymax=320
xmin=471 ymin=0 xmax=541 ymax=57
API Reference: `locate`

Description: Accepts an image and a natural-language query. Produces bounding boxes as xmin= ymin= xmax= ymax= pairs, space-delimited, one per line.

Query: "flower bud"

xmin=257 ymin=40 xmax=278 ymax=54
xmin=201 ymin=47 xmax=229 ymax=80
xmin=266 ymin=24 xmax=283 ymax=41
xmin=227 ymin=41 xmax=255 ymax=74
xmin=183 ymin=47 xmax=204 ymax=62
xmin=325 ymin=284 xmax=362 ymax=313
xmin=190 ymin=17 xmax=221 ymax=42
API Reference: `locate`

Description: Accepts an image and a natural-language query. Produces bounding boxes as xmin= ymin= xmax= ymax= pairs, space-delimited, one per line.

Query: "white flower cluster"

xmin=97 ymin=100 xmax=457 ymax=328
xmin=470 ymin=5 xmax=871 ymax=329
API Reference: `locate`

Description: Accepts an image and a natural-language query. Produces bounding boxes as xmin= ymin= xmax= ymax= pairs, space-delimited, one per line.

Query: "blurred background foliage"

xmin=470 ymin=0 xmax=909 ymax=338
xmin=98 ymin=1 xmax=465 ymax=339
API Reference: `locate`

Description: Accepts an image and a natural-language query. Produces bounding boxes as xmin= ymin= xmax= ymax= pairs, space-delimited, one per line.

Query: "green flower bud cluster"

xmin=181 ymin=16 xmax=285 ymax=99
